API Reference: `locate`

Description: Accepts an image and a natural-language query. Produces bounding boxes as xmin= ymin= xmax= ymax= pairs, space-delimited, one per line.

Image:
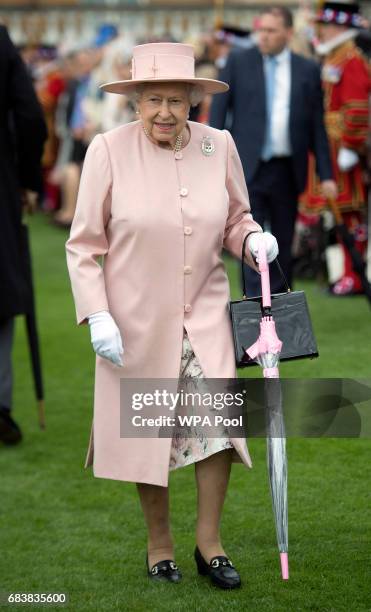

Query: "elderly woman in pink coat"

xmin=66 ymin=42 xmax=278 ymax=589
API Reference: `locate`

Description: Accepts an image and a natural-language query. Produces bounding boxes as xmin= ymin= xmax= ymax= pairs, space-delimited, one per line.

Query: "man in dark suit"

xmin=0 ymin=26 xmax=47 ymax=444
xmin=210 ymin=5 xmax=338 ymax=295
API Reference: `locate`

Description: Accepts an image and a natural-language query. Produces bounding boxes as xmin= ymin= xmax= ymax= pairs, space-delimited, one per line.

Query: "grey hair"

xmin=132 ymin=82 xmax=205 ymax=107
xmin=188 ymin=84 xmax=205 ymax=107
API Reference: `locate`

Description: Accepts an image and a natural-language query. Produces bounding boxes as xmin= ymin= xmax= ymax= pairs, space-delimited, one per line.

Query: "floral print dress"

xmin=168 ymin=328 xmax=234 ymax=471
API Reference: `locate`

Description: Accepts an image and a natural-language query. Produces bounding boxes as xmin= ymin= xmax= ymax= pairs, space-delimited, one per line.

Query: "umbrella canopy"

xmin=245 ymin=242 xmax=289 ymax=580
xmin=20 ymin=223 xmax=45 ymax=429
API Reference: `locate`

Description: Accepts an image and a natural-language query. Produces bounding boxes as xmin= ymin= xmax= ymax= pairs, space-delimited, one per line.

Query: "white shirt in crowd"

xmin=263 ymin=46 xmax=292 ymax=157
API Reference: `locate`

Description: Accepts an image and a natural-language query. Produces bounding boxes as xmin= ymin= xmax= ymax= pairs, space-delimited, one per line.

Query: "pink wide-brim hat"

xmin=100 ymin=42 xmax=229 ymax=95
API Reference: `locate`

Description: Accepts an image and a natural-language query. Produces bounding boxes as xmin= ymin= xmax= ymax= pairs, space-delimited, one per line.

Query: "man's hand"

xmin=88 ymin=311 xmax=124 ymax=367
xmin=320 ymin=180 xmax=338 ymax=201
xmin=337 ymin=147 xmax=359 ymax=172
xmin=21 ymin=190 xmax=38 ymax=214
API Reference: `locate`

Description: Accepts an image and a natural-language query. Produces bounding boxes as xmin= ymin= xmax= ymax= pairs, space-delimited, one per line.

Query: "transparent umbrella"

xmin=245 ymin=241 xmax=289 ymax=580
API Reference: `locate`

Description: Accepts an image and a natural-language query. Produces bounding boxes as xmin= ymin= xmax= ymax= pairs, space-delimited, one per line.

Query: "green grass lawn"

xmin=0 ymin=213 xmax=370 ymax=612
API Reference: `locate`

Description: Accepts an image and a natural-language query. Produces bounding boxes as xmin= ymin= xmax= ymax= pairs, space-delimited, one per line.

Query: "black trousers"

xmin=244 ymin=157 xmax=299 ymax=296
xmin=0 ymin=317 xmax=14 ymax=412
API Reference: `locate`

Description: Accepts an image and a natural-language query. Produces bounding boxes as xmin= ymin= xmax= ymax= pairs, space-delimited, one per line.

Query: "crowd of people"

xmin=13 ymin=2 xmax=371 ymax=296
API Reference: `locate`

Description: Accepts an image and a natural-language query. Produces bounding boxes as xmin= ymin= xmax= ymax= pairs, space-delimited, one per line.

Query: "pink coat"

xmin=66 ymin=120 xmax=262 ymax=486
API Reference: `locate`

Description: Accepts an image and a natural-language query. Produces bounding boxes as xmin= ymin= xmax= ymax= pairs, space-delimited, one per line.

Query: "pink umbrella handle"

xmin=258 ymin=241 xmax=271 ymax=308
xmin=280 ymin=552 xmax=289 ymax=580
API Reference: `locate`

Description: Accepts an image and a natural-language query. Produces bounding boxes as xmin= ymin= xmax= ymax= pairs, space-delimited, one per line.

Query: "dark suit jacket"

xmin=209 ymin=45 xmax=333 ymax=194
xmin=0 ymin=26 xmax=47 ymax=318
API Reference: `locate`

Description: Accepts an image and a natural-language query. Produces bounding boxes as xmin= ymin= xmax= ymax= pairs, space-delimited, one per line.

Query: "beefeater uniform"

xmin=300 ymin=21 xmax=370 ymax=292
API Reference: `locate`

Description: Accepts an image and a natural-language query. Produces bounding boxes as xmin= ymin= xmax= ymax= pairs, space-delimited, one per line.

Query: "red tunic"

xmin=300 ymin=39 xmax=370 ymax=213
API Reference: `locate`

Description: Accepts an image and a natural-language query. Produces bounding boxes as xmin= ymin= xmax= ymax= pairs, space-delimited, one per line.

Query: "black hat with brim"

xmin=316 ymin=1 xmax=363 ymax=28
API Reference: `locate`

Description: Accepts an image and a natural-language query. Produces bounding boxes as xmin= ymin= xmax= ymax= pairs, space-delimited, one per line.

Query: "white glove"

xmin=88 ymin=311 xmax=124 ymax=367
xmin=248 ymin=231 xmax=279 ymax=264
xmin=337 ymin=147 xmax=359 ymax=172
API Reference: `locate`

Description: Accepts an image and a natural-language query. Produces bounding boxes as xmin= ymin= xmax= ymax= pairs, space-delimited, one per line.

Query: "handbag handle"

xmin=241 ymin=232 xmax=291 ymax=298
xmin=257 ymin=240 xmax=271 ymax=308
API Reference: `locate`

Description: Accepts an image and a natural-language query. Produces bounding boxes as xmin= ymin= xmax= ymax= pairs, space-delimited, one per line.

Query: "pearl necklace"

xmin=142 ymin=124 xmax=183 ymax=153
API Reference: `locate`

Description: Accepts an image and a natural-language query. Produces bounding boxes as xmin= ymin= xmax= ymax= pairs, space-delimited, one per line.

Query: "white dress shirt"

xmin=263 ymin=47 xmax=292 ymax=157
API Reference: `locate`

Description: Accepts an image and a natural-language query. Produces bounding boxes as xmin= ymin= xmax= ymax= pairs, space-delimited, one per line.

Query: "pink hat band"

xmin=132 ymin=51 xmax=195 ymax=81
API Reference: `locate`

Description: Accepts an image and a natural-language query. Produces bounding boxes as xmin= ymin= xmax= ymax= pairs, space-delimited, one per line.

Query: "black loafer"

xmin=0 ymin=408 xmax=22 ymax=445
xmin=146 ymin=555 xmax=182 ymax=583
xmin=194 ymin=546 xmax=241 ymax=589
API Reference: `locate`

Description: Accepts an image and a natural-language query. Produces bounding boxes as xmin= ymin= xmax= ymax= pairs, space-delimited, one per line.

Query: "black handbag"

xmin=230 ymin=234 xmax=319 ymax=367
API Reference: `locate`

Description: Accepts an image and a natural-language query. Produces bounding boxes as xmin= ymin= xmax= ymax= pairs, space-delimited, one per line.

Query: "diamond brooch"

xmin=201 ymin=136 xmax=215 ymax=156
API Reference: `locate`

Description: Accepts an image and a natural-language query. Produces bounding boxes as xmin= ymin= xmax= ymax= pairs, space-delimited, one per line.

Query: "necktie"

xmin=261 ymin=56 xmax=277 ymax=161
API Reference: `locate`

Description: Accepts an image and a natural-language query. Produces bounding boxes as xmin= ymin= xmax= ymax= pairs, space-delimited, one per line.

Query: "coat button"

xmin=184 ymin=226 xmax=192 ymax=235
xmin=184 ymin=304 xmax=192 ymax=313
xmin=180 ymin=187 xmax=188 ymax=197
xmin=184 ymin=265 xmax=192 ymax=275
